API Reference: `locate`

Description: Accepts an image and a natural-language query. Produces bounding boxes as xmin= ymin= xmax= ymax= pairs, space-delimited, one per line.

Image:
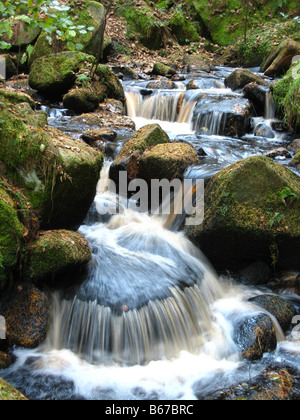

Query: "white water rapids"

xmin=2 ymin=67 xmax=300 ymax=400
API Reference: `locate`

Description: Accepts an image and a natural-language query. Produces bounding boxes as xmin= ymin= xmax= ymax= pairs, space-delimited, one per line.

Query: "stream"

xmin=1 ymin=66 xmax=300 ymax=400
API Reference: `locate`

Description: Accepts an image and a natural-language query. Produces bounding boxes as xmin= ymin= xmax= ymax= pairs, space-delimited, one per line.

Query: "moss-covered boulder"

xmin=29 ymin=1 xmax=106 ymax=65
xmin=24 ymin=230 xmax=92 ymax=288
xmin=225 ymin=69 xmax=268 ymax=91
xmin=261 ymin=39 xmax=300 ymax=76
xmin=28 ymin=52 xmax=95 ymax=97
xmin=291 ymin=149 xmax=300 ymax=171
xmin=109 ymin=124 xmax=170 ymax=185
xmin=0 ymin=17 xmax=40 ymax=48
xmin=169 ymin=9 xmax=200 ymax=45
xmin=185 ymin=156 xmax=300 ymax=271
xmin=140 ymin=143 xmax=199 ymax=183
xmin=0 ymin=183 xmax=24 ymax=294
xmin=234 ymin=313 xmax=277 ymax=361
xmin=63 ymin=84 xmax=106 ymax=114
xmin=152 ymin=63 xmax=173 ymax=77
xmin=0 ymin=100 xmax=103 ymax=230
xmin=0 ymin=378 xmax=27 ymax=401
xmin=249 ymin=294 xmax=296 ymax=332
xmin=1 ymin=284 xmax=49 ymax=349
xmin=96 ymin=65 xmax=125 ymax=103
xmin=272 ymin=61 xmax=300 ymax=132
xmin=0 ymin=86 xmax=35 ymax=108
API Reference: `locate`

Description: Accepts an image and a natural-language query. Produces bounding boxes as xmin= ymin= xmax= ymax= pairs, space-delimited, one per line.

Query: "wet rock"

xmin=193 ymin=95 xmax=252 ymax=137
xmin=24 ymin=230 xmax=92 ymax=288
xmin=204 ymin=368 xmax=294 ymax=400
xmin=236 ymin=261 xmax=271 ymax=286
xmin=249 ymin=294 xmax=297 ymax=332
xmin=243 ymin=82 xmax=267 ymax=116
xmin=81 ymin=128 xmax=117 ymax=145
xmin=2 ymin=284 xmax=49 ymax=349
xmin=146 ymin=78 xmax=177 ymax=90
xmin=262 ymin=39 xmax=300 ymax=77
xmin=225 ymin=69 xmax=268 ymax=91
xmin=234 ymin=313 xmax=277 ymax=361
xmin=185 ymin=156 xmax=300 ymax=271
xmin=152 ymin=63 xmax=175 ymax=77
xmin=255 ymin=122 xmax=275 ymax=139
xmin=266 ymin=148 xmax=292 ymax=160
xmin=0 ymin=352 xmax=14 ymax=370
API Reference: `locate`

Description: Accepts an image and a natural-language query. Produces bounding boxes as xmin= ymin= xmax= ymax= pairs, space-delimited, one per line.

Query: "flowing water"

xmin=2 ymin=67 xmax=300 ymax=400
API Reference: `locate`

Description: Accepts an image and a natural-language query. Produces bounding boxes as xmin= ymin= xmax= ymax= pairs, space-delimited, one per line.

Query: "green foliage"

xmin=0 ymin=0 xmax=95 ymax=52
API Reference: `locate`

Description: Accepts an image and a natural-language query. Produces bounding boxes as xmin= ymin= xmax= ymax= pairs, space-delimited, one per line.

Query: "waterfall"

xmin=125 ymin=89 xmax=198 ymax=125
xmin=265 ymin=91 xmax=276 ymax=120
xmin=46 ymin=165 xmax=232 ymax=366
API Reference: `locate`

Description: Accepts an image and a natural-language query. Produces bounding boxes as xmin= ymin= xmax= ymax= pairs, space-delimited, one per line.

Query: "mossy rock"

xmin=28 ymin=51 xmax=95 ymax=97
xmin=234 ymin=313 xmax=277 ymax=361
xmin=140 ymin=143 xmax=199 ymax=183
xmin=261 ymin=39 xmax=300 ymax=76
xmin=0 ymin=378 xmax=27 ymax=401
xmin=272 ymin=62 xmax=300 ymax=132
xmin=110 ymin=124 xmax=170 ymax=185
xmin=153 ymin=63 xmax=172 ymax=77
xmin=2 ymin=283 xmax=49 ymax=349
xmin=169 ymin=9 xmax=200 ymax=45
xmin=0 ymin=183 xmax=24 ymax=294
xmin=95 ymin=65 xmax=125 ymax=103
xmin=192 ymin=0 xmax=299 ymax=46
xmin=0 ymin=17 xmax=40 ymax=48
xmin=0 ymin=86 xmax=36 ymax=108
xmin=291 ymin=149 xmax=300 ymax=170
xmin=0 ymin=55 xmax=17 ymax=79
xmin=249 ymin=294 xmax=297 ymax=332
xmin=63 ymin=84 xmax=106 ymax=114
xmin=0 ymin=100 xmax=103 ymax=230
xmin=24 ymin=230 xmax=92 ymax=287
xmin=225 ymin=69 xmax=268 ymax=91
xmin=185 ymin=156 xmax=300 ymax=271
xmin=29 ymin=1 xmax=106 ymax=65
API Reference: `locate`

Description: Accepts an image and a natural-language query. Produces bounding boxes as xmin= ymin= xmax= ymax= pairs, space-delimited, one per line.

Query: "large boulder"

xmin=0 ymin=17 xmax=40 ymax=48
xmin=1 ymin=284 xmax=49 ymax=349
xmin=272 ymin=61 xmax=300 ymax=132
xmin=261 ymin=39 xmax=300 ymax=76
xmin=28 ymin=51 xmax=95 ymax=97
xmin=0 ymin=182 xmax=25 ymax=294
xmin=0 ymin=97 xmax=103 ymax=230
xmin=24 ymin=230 xmax=92 ymax=288
xmin=29 ymin=1 xmax=106 ymax=65
xmin=110 ymin=124 xmax=170 ymax=185
xmin=225 ymin=69 xmax=268 ymax=91
xmin=185 ymin=156 xmax=300 ymax=271
xmin=249 ymin=294 xmax=296 ymax=332
xmin=234 ymin=313 xmax=277 ymax=361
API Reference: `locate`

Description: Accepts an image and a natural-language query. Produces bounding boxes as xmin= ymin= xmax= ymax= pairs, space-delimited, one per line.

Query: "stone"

xmin=266 ymin=148 xmax=292 ymax=160
xmin=185 ymin=156 xmax=300 ymax=271
xmin=288 ymin=139 xmax=300 ymax=154
xmin=249 ymin=294 xmax=297 ymax=332
xmin=243 ymin=82 xmax=267 ymax=116
xmin=147 ymin=79 xmax=177 ymax=90
xmin=234 ymin=313 xmax=277 ymax=361
xmin=0 ymin=99 xmax=104 ymax=230
xmin=261 ymin=39 xmax=300 ymax=77
xmin=2 ymin=284 xmax=49 ymax=349
xmin=225 ymin=69 xmax=268 ymax=91
xmin=81 ymin=128 xmax=117 ymax=145
xmin=29 ymin=52 xmax=95 ymax=97
xmin=24 ymin=230 xmax=92 ymax=288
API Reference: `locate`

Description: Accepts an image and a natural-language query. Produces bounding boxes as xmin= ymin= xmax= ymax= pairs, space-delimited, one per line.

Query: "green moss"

xmin=272 ymin=62 xmax=300 ymax=132
xmin=0 ymin=88 xmax=35 ymax=108
xmin=0 ymin=182 xmax=24 ymax=292
xmin=25 ymin=230 xmax=91 ymax=285
xmin=153 ymin=62 xmax=171 ymax=76
xmin=96 ymin=65 xmax=125 ymax=102
xmin=186 ymin=156 xmax=300 ymax=270
xmin=0 ymin=378 xmax=27 ymax=400
xmin=63 ymin=84 xmax=106 ymax=114
xmin=120 ymin=3 xmax=167 ymax=50
xmin=29 ymin=52 xmax=95 ymax=96
xmin=140 ymin=143 xmax=199 ymax=182
xmin=169 ymin=9 xmax=200 ymax=45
